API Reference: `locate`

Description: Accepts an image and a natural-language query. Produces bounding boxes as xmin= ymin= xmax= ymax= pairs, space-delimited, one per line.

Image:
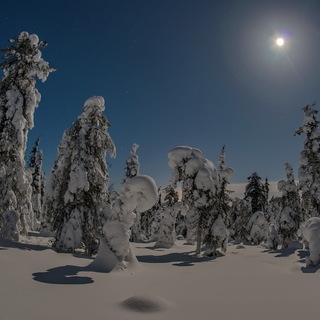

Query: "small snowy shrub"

xmin=303 ymin=217 xmax=320 ymax=267
xmin=247 ymin=211 xmax=268 ymax=244
xmin=267 ymin=224 xmax=280 ymax=250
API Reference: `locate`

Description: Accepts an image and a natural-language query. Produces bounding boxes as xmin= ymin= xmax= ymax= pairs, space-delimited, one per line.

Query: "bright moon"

xmin=276 ymin=37 xmax=284 ymax=46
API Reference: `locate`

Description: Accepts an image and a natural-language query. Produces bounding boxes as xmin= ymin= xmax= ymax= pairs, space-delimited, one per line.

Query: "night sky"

xmin=1 ymin=0 xmax=320 ymax=191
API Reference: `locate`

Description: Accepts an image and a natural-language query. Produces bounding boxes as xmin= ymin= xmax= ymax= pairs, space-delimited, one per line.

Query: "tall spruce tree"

xmin=27 ymin=137 xmax=44 ymax=230
xmin=244 ymin=172 xmax=267 ymax=213
xmin=277 ymin=163 xmax=301 ymax=247
xmin=0 ymin=32 xmax=54 ymax=239
xmin=203 ymin=146 xmax=233 ymax=255
xmin=295 ymin=103 xmax=320 ymax=218
xmin=44 ymin=96 xmax=116 ymax=254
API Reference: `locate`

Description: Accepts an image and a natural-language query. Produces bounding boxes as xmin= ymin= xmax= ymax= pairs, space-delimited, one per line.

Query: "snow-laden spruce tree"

xmin=155 ymin=185 xmax=188 ymax=248
xmin=295 ymin=103 xmax=320 ymax=218
xmin=142 ymin=188 xmax=162 ymax=240
xmin=124 ymin=143 xmax=140 ymax=179
xmin=247 ymin=211 xmax=269 ymax=244
xmin=277 ymin=163 xmax=301 ymax=248
xmin=0 ymin=32 xmax=54 ymax=239
xmin=244 ymin=172 xmax=268 ymax=213
xmin=124 ymin=143 xmax=143 ymax=242
xmin=168 ymin=146 xmax=220 ymax=255
xmin=91 ymin=175 xmax=158 ymax=272
xmin=44 ymin=96 xmax=116 ymax=254
xmin=27 ymin=137 xmax=44 ymax=230
xmin=202 ymin=146 xmax=233 ymax=255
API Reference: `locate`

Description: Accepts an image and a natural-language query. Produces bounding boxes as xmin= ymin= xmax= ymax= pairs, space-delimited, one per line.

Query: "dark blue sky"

xmin=1 ymin=0 xmax=320 ymax=189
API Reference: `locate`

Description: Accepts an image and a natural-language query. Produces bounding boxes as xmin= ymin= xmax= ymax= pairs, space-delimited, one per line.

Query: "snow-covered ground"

xmin=1 ymin=235 xmax=319 ymax=320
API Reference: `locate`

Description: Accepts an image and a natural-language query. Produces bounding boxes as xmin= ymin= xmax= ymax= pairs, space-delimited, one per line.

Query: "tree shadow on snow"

xmin=137 ymin=251 xmax=217 ymax=267
xmin=33 ymin=265 xmax=95 ymax=285
xmin=0 ymin=237 xmax=49 ymax=251
xmin=264 ymin=248 xmax=298 ymax=258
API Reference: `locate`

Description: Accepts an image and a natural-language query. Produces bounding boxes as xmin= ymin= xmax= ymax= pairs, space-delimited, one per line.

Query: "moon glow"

xmin=276 ymin=37 xmax=284 ymax=46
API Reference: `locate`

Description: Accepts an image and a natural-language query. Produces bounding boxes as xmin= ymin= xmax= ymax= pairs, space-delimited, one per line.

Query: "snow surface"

xmin=0 ymin=235 xmax=319 ymax=320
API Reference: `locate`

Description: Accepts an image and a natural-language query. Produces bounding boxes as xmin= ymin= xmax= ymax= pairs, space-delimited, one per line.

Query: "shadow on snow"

xmin=32 ymin=265 xmax=95 ymax=285
xmin=0 ymin=236 xmax=49 ymax=251
xmin=137 ymin=250 xmax=218 ymax=267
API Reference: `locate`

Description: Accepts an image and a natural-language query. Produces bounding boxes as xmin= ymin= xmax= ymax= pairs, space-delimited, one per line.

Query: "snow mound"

xmin=120 ymin=294 xmax=171 ymax=313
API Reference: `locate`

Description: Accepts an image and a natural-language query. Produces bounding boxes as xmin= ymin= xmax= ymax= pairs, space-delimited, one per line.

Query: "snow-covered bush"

xmin=91 ymin=175 xmax=158 ymax=272
xmin=267 ymin=224 xmax=280 ymax=250
xmin=44 ymin=96 xmax=116 ymax=254
xmin=303 ymin=217 xmax=320 ymax=267
xmin=203 ymin=215 xmax=228 ymax=256
xmin=247 ymin=211 xmax=269 ymax=244
xmin=0 ymin=31 xmax=54 ymax=238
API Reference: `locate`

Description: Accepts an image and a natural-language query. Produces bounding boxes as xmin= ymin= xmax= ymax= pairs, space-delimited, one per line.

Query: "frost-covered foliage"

xmin=92 ymin=175 xmax=158 ymax=271
xmin=295 ymin=103 xmax=320 ymax=218
xmin=0 ymin=32 xmax=54 ymax=239
xmin=155 ymin=186 xmax=187 ymax=248
xmin=247 ymin=211 xmax=269 ymax=244
xmin=124 ymin=143 xmax=140 ymax=179
xmin=168 ymin=146 xmax=220 ymax=254
xmin=44 ymin=96 xmax=116 ymax=254
xmin=267 ymin=224 xmax=280 ymax=250
xmin=303 ymin=217 xmax=320 ymax=267
xmin=277 ymin=163 xmax=301 ymax=248
xmin=244 ymin=172 xmax=268 ymax=213
xmin=27 ymin=137 xmax=44 ymax=230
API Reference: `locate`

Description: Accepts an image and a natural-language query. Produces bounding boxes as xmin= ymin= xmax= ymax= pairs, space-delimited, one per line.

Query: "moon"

xmin=276 ymin=37 xmax=284 ymax=46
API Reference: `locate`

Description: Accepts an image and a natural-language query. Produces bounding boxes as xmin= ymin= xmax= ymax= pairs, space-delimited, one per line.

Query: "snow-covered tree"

xmin=0 ymin=31 xmax=54 ymax=240
xmin=247 ymin=211 xmax=269 ymax=244
xmin=142 ymin=188 xmax=162 ymax=240
xmin=267 ymin=224 xmax=280 ymax=250
xmin=91 ymin=175 xmax=158 ymax=272
xmin=229 ymin=197 xmax=252 ymax=242
xmin=155 ymin=185 xmax=187 ymax=248
xmin=123 ymin=143 xmax=143 ymax=242
xmin=202 ymin=146 xmax=233 ymax=255
xmin=27 ymin=137 xmax=44 ymax=230
xmin=168 ymin=146 xmax=219 ymax=255
xmin=244 ymin=172 xmax=267 ymax=214
xmin=303 ymin=217 xmax=320 ymax=267
xmin=215 ymin=146 xmax=234 ymax=226
xmin=295 ymin=103 xmax=320 ymax=218
xmin=277 ymin=163 xmax=301 ymax=248
xmin=124 ymin=143 xmax=140 ymax=179
xmin=44 ymin=96 xmax=116 ymax=254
